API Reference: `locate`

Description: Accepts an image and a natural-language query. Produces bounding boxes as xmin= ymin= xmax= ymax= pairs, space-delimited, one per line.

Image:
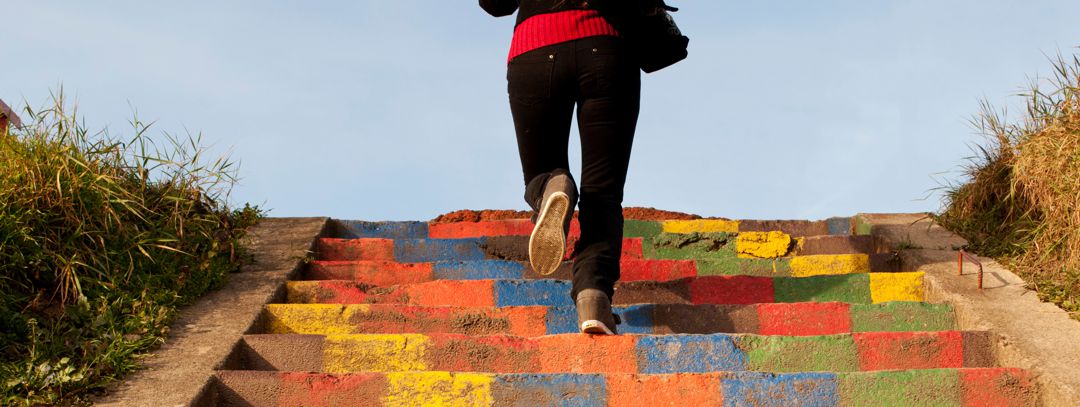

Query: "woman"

xmin=480 ymin=0 xmax=643 ymax=335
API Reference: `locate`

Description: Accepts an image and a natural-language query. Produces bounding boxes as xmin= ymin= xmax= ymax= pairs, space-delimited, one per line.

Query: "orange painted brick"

xmin=537 ymin=335 xmax=637 ymax=373
xmin=961 ymin=368 xmax=1037 ymax=407
xmin=428 ymin=220 xmax=534 ymax=239
xmin=607 ymin=373 xmax=723 ymax=406
xmin=317 ymin=238 xmax=395 ymax=261
xmin=855 ymin=331 xmax=963 ymax=371
xmin=757 ymin=302 xmax=852 ymax=336
xmin=401 ymin=280 xmax=497 ymax=307
xmin=277 ymin=372 xmax=388 ymax=407
xmin=307 ymin=260 xmax=434 ymax=285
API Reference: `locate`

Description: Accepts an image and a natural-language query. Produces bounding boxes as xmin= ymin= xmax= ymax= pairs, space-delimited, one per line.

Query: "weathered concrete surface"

xmin=93 ymin=217 xmax=328 ymax=407
xmin=859 ymin=213 xmax=1080 ymax=406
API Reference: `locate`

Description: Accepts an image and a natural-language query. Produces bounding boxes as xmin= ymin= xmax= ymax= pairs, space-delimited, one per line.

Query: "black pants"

xmin=507 ymin=36 xmax=641 ymax=301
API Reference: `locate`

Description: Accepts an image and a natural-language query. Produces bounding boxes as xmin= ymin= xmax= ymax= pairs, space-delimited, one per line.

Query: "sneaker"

xmin=529 ymin=173 xmax=575 ymax=275
xmin=576 ymin=289 xmax=620 ymax=335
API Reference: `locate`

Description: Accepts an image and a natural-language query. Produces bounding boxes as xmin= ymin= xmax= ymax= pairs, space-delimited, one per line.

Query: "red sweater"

xmin=508 ymin=10 xmax=620 ymax=62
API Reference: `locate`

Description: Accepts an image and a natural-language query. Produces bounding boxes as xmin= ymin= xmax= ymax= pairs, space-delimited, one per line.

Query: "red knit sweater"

xmin=508 ymin=10 xmax=620 ymax=62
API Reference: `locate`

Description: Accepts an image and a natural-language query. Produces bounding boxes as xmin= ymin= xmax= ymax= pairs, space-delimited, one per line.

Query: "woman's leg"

xmin=571 ymin=36 xmax=641 ymax=302
xmin=507 ymin=44 xmax=576 ymax=192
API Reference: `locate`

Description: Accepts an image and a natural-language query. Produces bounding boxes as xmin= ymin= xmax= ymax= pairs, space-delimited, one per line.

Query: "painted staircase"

xmin=208 ymin=215 xmax=1037 ymax=406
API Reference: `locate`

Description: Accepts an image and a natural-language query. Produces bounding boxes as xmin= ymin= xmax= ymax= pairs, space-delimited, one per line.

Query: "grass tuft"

xmin=936 ymin=51 xmax=1080 ymax=317
xmin=0 ymin=90 xmax=262 ymax=405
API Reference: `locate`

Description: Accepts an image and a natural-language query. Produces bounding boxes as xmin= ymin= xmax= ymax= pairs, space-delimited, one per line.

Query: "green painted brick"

xmin=646 ymin=232 xmax=737 ymax=260
xmin=696 ymin=258 xmax=792 ymax=277
xmin=622 ymin=220 xmax=663 ymax=239
xmin=774 ymin=274 xmax=873 ymax=303
xmin=739 ymin=335 xmax=858 ymax=372
xmin=853 ymin=215 xmax=873 ymax=236
xmin=851 ymin=302 xmax=956 ymax=332
xmin=839 ymin=369 xmax=962 ymax=406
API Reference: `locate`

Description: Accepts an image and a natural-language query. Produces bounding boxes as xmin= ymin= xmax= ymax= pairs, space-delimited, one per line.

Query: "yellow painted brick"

xmin=789 ymin=254 xmax=871 ymax=277
xmin=662 ymin=219 xmax=739 ymax=234
xmin=264 ymin=304 xmax=371 ymax=335
xmin=324 ymin=334 xmax=429 ymax=373
xmin=383 ymin=372 xmax=494 ymax=407
xmin=870 ymin=271 xmax=925 ymax=303
xmin=736 ymin=231 xmax=792 ymax=259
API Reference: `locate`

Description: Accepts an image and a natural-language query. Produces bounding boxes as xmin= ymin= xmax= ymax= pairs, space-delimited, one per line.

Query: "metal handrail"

xmin=957 ymin=249 xmax=984 ymax=290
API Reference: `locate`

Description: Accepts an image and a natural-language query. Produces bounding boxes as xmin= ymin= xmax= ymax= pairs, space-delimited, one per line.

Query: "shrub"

xmin=0 ymin=92 xmax=261 ymax=405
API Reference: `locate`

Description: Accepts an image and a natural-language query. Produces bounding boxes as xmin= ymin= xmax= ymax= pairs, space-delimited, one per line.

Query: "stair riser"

xmin=289 ymin=273 xmax=926 ymax=306
xmin=261 ymin=302 xmax=956 ymax=336
xmin=210 ymin=369 xmax=1035 ymax=407
xmin=232 ymin=332 xmax=994 ymax=374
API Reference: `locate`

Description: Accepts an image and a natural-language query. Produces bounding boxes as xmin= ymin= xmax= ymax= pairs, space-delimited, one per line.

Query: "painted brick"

xmin=636 ymin=335 xmax=746 ymax=373
xmin=721 ymin=372 xmax=839 ymax=407
xmin=960 ymin=368 xmax=1037 ymax=407
xmin=428 ymin=335 xmax=541 ymax=373
xmin=774 ymin=274 xmax=873 ymax=303
xmin=854 ymin=331 xmax=963 ymax=371
xmin=850 ymin=302 xmax=956 ymax=332
xmin=663 ymin=219 xmax=739 ymax=234
xmin=277 ymin=372 xmax=388 ymax=407
xmin=404 ymin=280 xmax=497 ymax=307
xmin=382 ymin=372 xmax=494 ymax=406
xmin=287 ymin=281 xmax=380 ymax=304
xmin=789 ymin=254 xmax=870 ymax=277
xmin=545 ymin=306 xmax=580 ymax=334
xmin=394 ymin=238 xmax=487 ymax=263
xmin=622 ymin=237 xmax=645 ymax=259
xmin=495 ymin=280 xmax=573 ymax=307
xmin=869 ymin=272 xmax=925 ymax=303
xmin=307 ymin=260 xmax=435 ymax=284
xmin=316 ymin=238 xmax=395 ymax=261
xmin=695 ymin=258 xmax=792 ymax=277
xmin=262 ymin=304 xmax=548 ymax=337
xmin=615 ymin=304 xmax=656 ymax=335
xmin=690 ymin=276 xmax=775 ymax=305
xmin=334 ymin=220 xmax=428 ymax=239
xmin=652 ymin=304 xmax=760 ymax=335
xmin=621 ymin=259 xmax=698 ymax=281
xmin=757 ymin=302 xmax=852 ymax=336
xmin=433 ymin=260 xmax=526 ymax=280
xmin=826 ymin=217 xmax=852 ymax=235
xmin=737 ymin=219 xmax=829 ymax=237
xmin=607 ymin=373 xmax=723 ymax=406
xmin=622 ymin=220 xmax=662 ymax=238
xmin=538 ymin=335 xmax=637 ymax=373
xmin=428 ymin=220 xmax=534 ymax=239
xmin=740 ymin=335 xmax=859 ymax=372
xmin=839 ymin=370 xmax=961 ymax=406
xmin=735 ymin=231 xmax=792 ymax=259
xmin=493 ymin=374 xmax=607 ymax=407
xmin=323 ymin=334 xmax=430 ymax=373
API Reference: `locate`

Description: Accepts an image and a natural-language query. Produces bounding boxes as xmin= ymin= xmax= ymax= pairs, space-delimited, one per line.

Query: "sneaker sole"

xmin=529 ymin=191 xmax=569 ymax=276
xmin=580 ymin=320 xmax=616 ymax=335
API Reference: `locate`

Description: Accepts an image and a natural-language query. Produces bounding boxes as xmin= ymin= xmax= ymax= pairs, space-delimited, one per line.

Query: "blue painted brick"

xmin=722 ymin=372 xmax=839 ymax=407
xmin=394 ymin=238 xmax=486 ymax=263
xmin=636 ymin=335 xmax=746 ymax=373
xmin=615 ymin=305 xmax=655 ymax=334
xmin=495 ymin=280 xmax=573 ymax=307
xmin=825 ymin=217 xmax=852 ymax=236
xmin=493 ymin=374 xmax=606 ymax=407
xmin=545 ymin=306 xmax=579 ymax=334
xmin=432 ymin=260 xmax=525 ymax=280
xmin=335 ymin=220 xmax=428 ymax=239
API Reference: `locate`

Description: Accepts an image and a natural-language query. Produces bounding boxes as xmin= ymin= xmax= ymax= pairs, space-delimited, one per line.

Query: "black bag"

xmin=631 ymin=3 xmax=689 ymax=73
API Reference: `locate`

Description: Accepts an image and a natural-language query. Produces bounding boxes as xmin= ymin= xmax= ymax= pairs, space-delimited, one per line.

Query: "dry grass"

xmin=937 ymin=52 xmax=1080 ymax=314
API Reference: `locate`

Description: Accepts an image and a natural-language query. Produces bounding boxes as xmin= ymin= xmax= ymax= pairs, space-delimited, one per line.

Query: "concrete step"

xmin=210 ymin=368 xmax=1036 ymax=406
xmin=259 ymin=302 xmax=956 ymax=336
xmin=228 ymin=331 xmax=995 ymax=374
xmin=289 ymin=273 xmax=926 ymax=306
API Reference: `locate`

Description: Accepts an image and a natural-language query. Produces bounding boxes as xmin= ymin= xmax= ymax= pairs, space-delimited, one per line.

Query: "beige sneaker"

xmin=576 ymin=289 xmax=620 ymax=335
xmin=528 ymin=174 xmax=575 ymax=275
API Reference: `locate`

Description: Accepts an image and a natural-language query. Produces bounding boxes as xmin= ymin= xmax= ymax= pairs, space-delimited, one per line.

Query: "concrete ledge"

xmin=858 ymin=213 xmax=1080 ymax=406
xmin=93 ymin=217 xmax=328 ymax=407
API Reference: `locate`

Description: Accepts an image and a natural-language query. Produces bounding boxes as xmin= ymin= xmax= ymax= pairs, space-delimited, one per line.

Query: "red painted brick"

xmin=317 ymin=238 xmax=395 ymax=261
xmin=607 ymin=373 xmax=723 ymax=406
xmin=855 ymin=331 xmax=963 ymax=371
xmin=537 ymin=335 xmax=637 ymax=373
xmin=757 ymin=302 xmax=852 ymax=336
xmin=307 ymin=260 xmax=434 ymax=285
xmin=961 ymin=368 xmax=1037 ymax=407
xmin=428 ymin=220 xmax=534 ymax=239
xmin=402 ymin=280 xmax=496 ymax=307
xmin=689 ymin=276 xmax=775 ymax=305
xmin=621 ymin=259 xmax=698 ymax=282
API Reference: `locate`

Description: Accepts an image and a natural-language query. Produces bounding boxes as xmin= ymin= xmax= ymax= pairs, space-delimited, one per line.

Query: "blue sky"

xmin=3 ymin=1 xmax=1079 ymax=221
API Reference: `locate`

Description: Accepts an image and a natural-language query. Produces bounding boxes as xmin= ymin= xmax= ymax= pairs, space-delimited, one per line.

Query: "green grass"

xmin=936 ymin=51 xmax=1080 ymax=319
xmin=0 ymin=91 xmax=262 ymax=406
